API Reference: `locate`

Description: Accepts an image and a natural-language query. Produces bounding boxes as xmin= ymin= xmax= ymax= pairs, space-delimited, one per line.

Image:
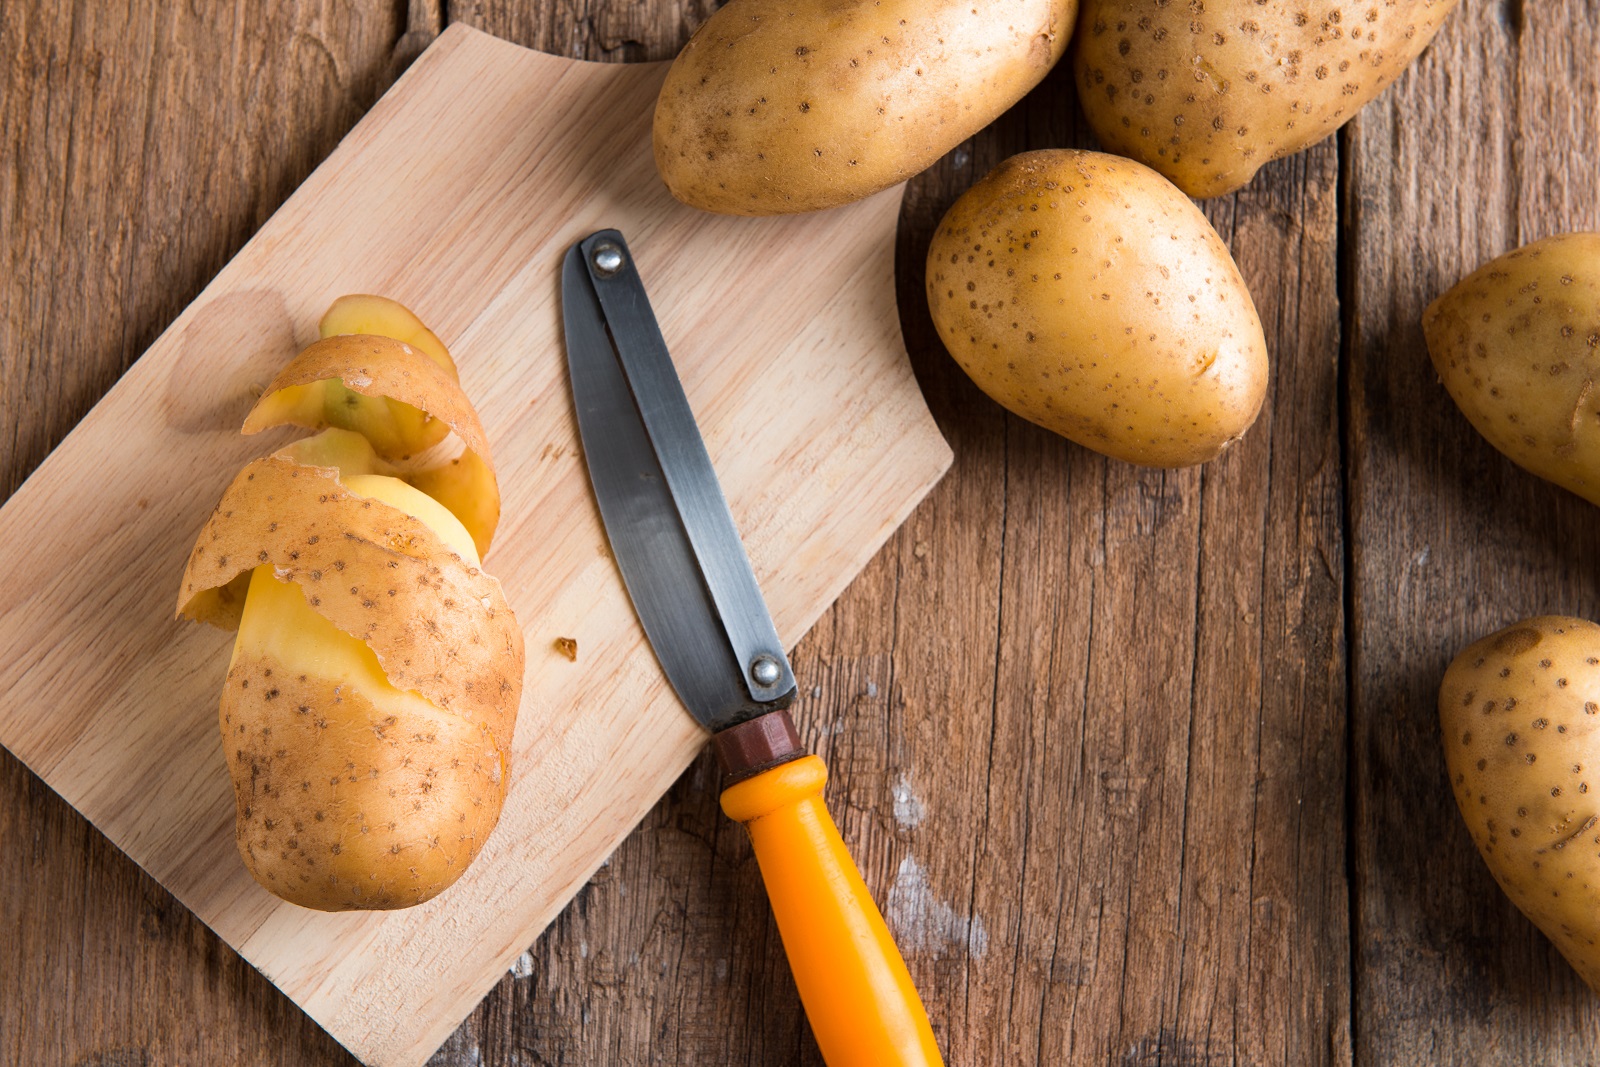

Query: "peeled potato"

xmin=178 ymin=299 xmax=522 ymax=911
xmin=222 ymin=476 xmax=507 ymax=910
xmin=320 ymin=294 xmax=456 ymax=375
xmin=282 ymin=296 xmax=459 ymax=455
xmin=244 ymin=333 xmax=501 ymax=557
xmin=926 ymin=149 xmax=1267 ymax=466
xmin=1441 ymin=617 xmax=1600 ymax=992
xmin=1423 ymin=232 xmax=1600 ymax=505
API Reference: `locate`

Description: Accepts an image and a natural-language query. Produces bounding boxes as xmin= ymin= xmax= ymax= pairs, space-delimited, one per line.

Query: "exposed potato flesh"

xmin=409 ymin=451 xmax=499 ymax=559
xmin=320 ymin=294 xmax=456 ymax=375
xmin=276 ymin=427 xmax=392 ymax=478
xmin=178 ymin=456 xmax=520 ymax=743
xmin=245 ymin=335 xmax=452 ymax=458
xmin=293 ymin=294 xmax=460 ymax=456
xmin=344 ymin=474 xmax=480 ymax=565
xmin=1441 ymin=617 xmax=1600 ymax=993
xmin=244 ymin=334 xmax=501 ymax=556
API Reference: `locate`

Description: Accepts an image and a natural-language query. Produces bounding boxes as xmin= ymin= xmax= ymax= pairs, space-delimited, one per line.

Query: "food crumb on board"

xmin=554 ymin=636 xmax=578 ymax=661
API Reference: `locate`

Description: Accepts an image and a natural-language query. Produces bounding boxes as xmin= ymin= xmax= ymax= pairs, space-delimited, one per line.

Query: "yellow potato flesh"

xmin=231 ymin=475 xmax=478 ymax=721
xmin=258 ymin=379 xmax=442 ymax=459
xmin=269 ymin=295 xmax=461 ymax=456
xmin=233 ymin=568 xmax=428 ymax=716
xmin=319 ymin=294 xmax=456 ymax=375
xmin=275 ymin=427 xmax=390 ymax=477
xmin=244 ymin=333 xmax=502 ymax=557
xmin=344 ymin=473 xmax=478 ymax=565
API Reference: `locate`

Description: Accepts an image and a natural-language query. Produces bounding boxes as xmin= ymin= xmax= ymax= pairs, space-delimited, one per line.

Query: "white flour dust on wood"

xmin=891 ymin=773 xmax=925 ymax=829
xmin=885 ymin=856 xmax=987 ymax=958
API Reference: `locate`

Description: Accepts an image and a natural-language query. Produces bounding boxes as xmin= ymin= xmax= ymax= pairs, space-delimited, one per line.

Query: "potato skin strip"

xmin=242 ymin=335 xmax=501 ymax=557
xmin=179 ymin=296 xmax=520 ymax=912
xmin=177 ymin=456 xmax=522 ymax=745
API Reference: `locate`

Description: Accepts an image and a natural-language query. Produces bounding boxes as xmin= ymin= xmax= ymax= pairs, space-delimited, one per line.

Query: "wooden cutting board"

xmin=0 ymin=24 xmax=950 ymax=1067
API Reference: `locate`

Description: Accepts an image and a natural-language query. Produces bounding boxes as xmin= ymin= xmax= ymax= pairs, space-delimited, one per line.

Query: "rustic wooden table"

xmin=4 ymin=2 xmax=1598 ymax=1064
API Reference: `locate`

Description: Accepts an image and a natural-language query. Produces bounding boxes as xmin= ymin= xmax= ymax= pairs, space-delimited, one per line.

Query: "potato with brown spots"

xmin=926 ymin=149 xmax=1267 ymax=466
xmin=177 ymin=298 xmax=523 ymax=911
xmin=653 ymin=0 xmax=1075 ymax=215
xmin=1424 ymin=233 xmax=1600 ymax=506
xmin=1441 ymin=616 xmax=1600 ymax=993
xmin=1073 ymin=0 xmax=1459 ymax=198
xmin=243 ymin=333 xmax=502 ymax=556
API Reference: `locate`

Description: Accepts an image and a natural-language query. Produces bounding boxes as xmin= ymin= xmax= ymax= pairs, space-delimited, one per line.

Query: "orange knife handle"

xmin=720 ymin=752 xmax=943 ymax=1067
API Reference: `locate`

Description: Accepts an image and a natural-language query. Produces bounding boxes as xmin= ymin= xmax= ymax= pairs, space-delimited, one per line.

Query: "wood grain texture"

xmin=0 ymin=21 xmax=949 ymax=1067
xmin=9 ymin=0 xmax=1600 ymax=1065
xmin=443 ymin=4 xmax=1350 ymax=1066
xmin=884 ymin=60 xmax=1347 ymax=1067
xmin=1347 ymin=2 xmax=1600 ymax=1063
xmin=2 ymin=3 xmax=400 ymax=1064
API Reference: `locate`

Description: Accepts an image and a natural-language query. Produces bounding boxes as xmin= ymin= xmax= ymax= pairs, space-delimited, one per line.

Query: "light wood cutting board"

xmin=0 ymin=24 xmax=950 ymax=1067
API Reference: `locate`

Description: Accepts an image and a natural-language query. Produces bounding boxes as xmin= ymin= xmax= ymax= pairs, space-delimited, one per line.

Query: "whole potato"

xmin=925 ymin=149 xmax=1267 ymax=467
xmin=1440 ymin=616 xmax=1600 ymax=993
xmin=1073 ymin=0 xmax=1460 ymax=198
xmin=1423 ymin=233 xmax=1600 ymax=505
xmin=653 ymin=0 xmax=1075 ymax=215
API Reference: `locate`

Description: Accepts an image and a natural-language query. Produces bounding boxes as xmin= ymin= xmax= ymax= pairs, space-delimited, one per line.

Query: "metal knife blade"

xmin=563 ymin=229 xmax=944 ymax=1067
xmin=562 ymin=229 xmax=796 ymax=731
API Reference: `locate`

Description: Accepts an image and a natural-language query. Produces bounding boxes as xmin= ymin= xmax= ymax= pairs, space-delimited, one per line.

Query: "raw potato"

xmin=926 ymin=149 xmax=1267 ymax=467
xmin=1423 ymin=233 xmax=1600 ymax=505
xmin=244 ymin=333 xmax=502 ymax=557
xmin=1073 ymin=0 xmax=1460 ymax=198
xmin=297 ymin=296 xmax=458 ymax=455
xmin=320 ymin=294 xmax=456 ymax=375
xmin=222 ymin=475 xmax=510 ymax=910
xmin=653 ymin=0 xmax=1075 ymax=215
xmin=1440 ymin=617 xmax=1600 ymax=993
xmin=179 ymin=458 xmax=521 ymax=729
xmin=177 ymin=299 xmax=523 ymax=911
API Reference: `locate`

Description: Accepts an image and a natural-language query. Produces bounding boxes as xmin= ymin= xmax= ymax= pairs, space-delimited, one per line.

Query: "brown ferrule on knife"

xmin=714 ymin=709 xmax=807 ymax=784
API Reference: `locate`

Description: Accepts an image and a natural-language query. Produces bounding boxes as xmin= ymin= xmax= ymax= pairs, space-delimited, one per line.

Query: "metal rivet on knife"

xmin=591 ymin=243 xmax=624 ymax=276
xmin=749 ymin=655 xmax=781 ymax=687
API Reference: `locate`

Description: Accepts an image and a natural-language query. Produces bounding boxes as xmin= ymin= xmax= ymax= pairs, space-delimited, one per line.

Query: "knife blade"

xmin=561 ymin=230 xmax=794 ymax=726
xmin=563 ymin=229 xmax=943 ymax=1067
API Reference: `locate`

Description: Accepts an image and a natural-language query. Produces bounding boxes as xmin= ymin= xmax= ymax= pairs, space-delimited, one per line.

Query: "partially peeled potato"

xmin=178 ymin=298 xmax=523 ymax=911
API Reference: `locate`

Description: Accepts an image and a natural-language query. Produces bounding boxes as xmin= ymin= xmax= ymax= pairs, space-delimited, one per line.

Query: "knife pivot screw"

xmin=749 ymin=655 xmax=782 ymax=687
xmin=591 ymin=243 xmax=625 ymax=276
